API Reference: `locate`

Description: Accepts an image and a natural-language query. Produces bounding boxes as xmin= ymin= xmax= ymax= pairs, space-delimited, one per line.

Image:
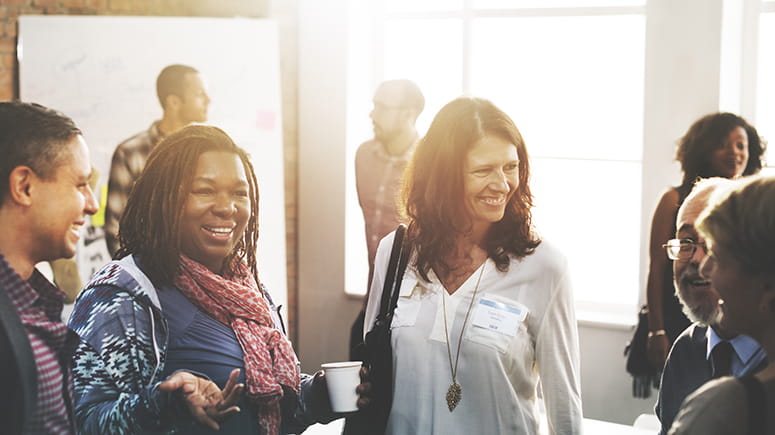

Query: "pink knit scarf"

xmin=174 ymin=255 xmax=300 ymax=434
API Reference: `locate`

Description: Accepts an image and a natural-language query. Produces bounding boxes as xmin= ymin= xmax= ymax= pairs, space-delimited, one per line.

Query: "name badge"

xmin=471 ymin=298 xmax=528 ymax=337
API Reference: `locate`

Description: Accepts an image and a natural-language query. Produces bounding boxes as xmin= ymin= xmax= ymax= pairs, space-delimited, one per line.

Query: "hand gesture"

xmin=158 ymin=368 xmax=244 ymax=430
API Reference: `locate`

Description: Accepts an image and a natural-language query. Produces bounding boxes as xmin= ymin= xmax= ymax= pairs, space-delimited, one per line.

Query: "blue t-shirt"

xmin=158 ymin=286 xmax=259 ymax=434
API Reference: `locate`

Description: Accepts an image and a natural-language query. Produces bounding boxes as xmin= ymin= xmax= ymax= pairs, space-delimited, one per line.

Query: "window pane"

xmin=383 ymin=18 xmax=463 ymax=133
xmin=345 ymin=1 xmax=377 ymax=295
xmin=345 ymin=187 xmax=369 ymax=295
xmin=530 ymin=158 xmax=642 ymax=306
xmin=758 ymin=13 xmax=774 ymax=166
xmin=470 ymin=15 xmax=645 ymax=161
xmin=384 ymin=0 xmax=462 ymax=13
xmin=473 ymin=0 xmax=645 ymax=8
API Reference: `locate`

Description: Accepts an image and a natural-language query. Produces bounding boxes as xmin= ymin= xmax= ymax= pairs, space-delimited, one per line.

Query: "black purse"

xmin=344 ymin=224 xmax=409 ymax=435
xmin=624 ymin=305 xmax=661 ymax=398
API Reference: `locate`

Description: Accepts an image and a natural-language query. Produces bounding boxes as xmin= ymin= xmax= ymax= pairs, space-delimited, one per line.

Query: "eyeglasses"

xmin=373 ymin=102 xmax=407 ymax=112
xmin=663 ymin=238 xmax=707 ymax=261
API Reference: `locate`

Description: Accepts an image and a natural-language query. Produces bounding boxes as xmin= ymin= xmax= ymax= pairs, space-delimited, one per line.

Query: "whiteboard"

xmin=18 ymin=15 xmax=288 ymax=317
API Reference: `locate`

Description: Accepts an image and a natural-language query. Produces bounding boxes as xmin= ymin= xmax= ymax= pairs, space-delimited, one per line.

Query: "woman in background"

xmin=364 ymin=97 xmax=581 ymax=434
xmin=70 ymin=125 xmax=338 ymax=434
xmin=645 ymin=113 xmax=764 ymax=370
xmin=669 ymin=175 xmax=775 ymax=434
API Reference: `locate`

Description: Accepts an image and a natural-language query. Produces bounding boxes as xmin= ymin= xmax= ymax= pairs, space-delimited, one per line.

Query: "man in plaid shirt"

xmin=104 ymin=64 xmax=210 ymax=256
xmin=348 ymin=80 xmax=424 ymax=358
xmin=0 ymin=101 xmax=99 ymax=434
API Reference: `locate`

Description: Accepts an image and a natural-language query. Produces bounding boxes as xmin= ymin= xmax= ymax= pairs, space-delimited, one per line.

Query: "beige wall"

xmin=296 ymin=0 xmax=363 ymax=371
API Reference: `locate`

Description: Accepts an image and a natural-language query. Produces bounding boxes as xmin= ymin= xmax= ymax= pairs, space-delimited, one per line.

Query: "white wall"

xmin=638 ymin=0 xmax=724 ymax=299
xmin=296 ymin=0 xmax=738 ymax=426
xmin=579 ymin=322 xmax=656 ymax=424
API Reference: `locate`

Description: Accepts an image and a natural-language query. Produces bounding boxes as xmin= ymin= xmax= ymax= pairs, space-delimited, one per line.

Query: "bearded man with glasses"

xmin=655 ymin=177 xmax=768 ymax=435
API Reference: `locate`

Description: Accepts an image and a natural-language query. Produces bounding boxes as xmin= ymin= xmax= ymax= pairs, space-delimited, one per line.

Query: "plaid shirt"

xmin=354 ymin=139 xmax=414 ymax=286
xmin=105 ymin=121 xmax=165 ymax=255
xmin=0 ymin=253 xmax=75 ymax=434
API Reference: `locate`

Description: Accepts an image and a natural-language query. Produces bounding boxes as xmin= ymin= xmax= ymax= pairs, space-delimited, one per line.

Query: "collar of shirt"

xmin=706 ymin=326 xmax=764 ymax=367
xmin=148 ymin=120 xmax=167 ymax=149
xmin=1 ymin=254 xmax=67 ymax=323
xmin=0 ymin=253 xmax=62 ymax=311
xmin=372 ymin=137 xmax=417 ymax=162
xmin=0 ymin=253 xmax=36 ymax=311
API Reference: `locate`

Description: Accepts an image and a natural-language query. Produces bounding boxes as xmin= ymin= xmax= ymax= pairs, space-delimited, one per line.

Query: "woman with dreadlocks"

xmin=69 ymin=125 xmax=346 ymax=434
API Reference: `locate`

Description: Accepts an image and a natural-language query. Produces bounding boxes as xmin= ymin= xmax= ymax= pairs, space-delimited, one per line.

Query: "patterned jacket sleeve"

xmin=69 ymin=285 xmax=176 ymax=434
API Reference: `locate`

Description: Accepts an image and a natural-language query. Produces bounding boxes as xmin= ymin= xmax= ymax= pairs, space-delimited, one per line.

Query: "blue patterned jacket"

xmin=69 ymin=255 xmax=331 ymax=434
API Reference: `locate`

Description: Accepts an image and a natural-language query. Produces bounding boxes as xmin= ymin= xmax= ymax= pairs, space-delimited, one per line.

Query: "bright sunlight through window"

xmin=345 ymin=2 xmax=646 ymax=315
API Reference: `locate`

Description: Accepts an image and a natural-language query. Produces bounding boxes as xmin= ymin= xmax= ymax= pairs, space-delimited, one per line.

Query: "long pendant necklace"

xmin=441 ymin=262 xmax=486 ymax=412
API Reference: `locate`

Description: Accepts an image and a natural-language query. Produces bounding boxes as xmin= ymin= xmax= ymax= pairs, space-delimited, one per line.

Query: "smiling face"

xmin=673 ymin=223 xmax=720 ymax=325
xmin=32 ymin=135 xmax=99 ymax=261
xmin=463 ymin=135 xmax=519 ymax=236
xmin=179 ymin=151 xmax=251 ymax=274
xmin=709 ymin=126 xmax=749 ymax=179
xmin=673 ymin=189 xmax=724 ymax=325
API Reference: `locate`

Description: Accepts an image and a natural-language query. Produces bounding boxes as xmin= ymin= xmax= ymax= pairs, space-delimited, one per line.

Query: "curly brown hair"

xmin=116 ymin=125 xmax=260 ymax=286
xmin=401 ymin=96 xmax=540 ymax=281
xmin=676 ymin=112 xmax=766 ymax=188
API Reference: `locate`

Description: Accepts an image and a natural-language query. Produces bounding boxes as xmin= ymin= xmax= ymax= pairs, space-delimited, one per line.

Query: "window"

xmin=344 ymin=0 xmax=771 ymax=320
xmin=345 ymin=1 xmax=646 ymax=315
xmin=758 ymin=2 xmax=775 ymax=170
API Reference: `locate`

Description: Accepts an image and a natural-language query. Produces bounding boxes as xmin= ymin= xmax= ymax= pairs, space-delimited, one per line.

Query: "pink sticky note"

xmin=256 ymin=110 xmax=276 ymax=131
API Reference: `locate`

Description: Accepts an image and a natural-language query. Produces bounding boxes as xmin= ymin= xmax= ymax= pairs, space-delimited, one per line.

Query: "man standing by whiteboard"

xmin=104 ymin=64 xmax=210 ymax=256
xmin=349 ymin=79 xmax=424 ymax=355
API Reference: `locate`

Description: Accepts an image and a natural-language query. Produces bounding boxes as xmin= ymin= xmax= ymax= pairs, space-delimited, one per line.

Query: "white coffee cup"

xmin=321 ymin=361 xmax=362 ymax=413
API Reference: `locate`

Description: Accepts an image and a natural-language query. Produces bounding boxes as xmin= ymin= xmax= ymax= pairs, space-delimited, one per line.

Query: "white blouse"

xmin=364 ymin=232 xmax=582 ymax=435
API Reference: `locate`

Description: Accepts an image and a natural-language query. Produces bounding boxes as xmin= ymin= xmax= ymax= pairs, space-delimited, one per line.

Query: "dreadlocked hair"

xmin=116 ymin=125 xmax=261 ymax=287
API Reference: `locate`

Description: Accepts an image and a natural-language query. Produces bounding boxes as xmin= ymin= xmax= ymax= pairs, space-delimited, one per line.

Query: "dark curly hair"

xmin=401 ymin=96 xmax=540 ymax=282
xmin=116 ymin=125 xmax=260 ymax=287
xmin=676 ymin=112 xmax=766 ymax=188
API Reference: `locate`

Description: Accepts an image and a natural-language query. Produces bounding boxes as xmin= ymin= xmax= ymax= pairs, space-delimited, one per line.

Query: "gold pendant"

xmin=446 ymin=382 xmax=462 ymax=411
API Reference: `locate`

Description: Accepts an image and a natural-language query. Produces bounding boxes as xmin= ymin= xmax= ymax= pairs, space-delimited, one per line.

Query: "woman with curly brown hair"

xmin=363 ymin=97 xmax=581 ymax=434
xmin=645 ymin=113 xmax=766 ymax=373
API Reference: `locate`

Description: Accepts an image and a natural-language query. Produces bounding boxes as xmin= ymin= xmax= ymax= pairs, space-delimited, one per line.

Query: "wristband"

xmin=648 ymin=329 xmax=666 ymax=338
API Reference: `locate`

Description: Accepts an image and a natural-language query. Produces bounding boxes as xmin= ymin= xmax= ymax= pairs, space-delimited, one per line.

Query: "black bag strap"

xmin=388 ymin=234 xmax=410 ymax=316
xmin=377 ymin=224 xmax=408 ymax=321
xmin=739 ymin=375 xmax=766 ymax=435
